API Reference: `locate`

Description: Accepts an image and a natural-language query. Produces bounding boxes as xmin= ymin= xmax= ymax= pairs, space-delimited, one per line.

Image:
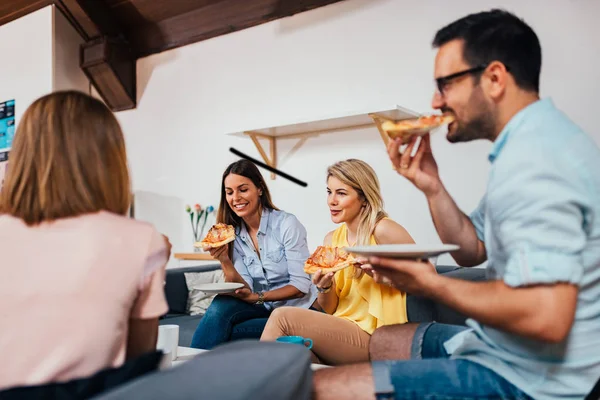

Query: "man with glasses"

xmin=313 ymin=9 xmax=600 ymax=400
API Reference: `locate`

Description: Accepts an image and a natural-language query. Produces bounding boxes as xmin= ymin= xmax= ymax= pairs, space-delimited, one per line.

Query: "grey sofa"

xmin=160 ymin=264 xmax=487 ymax=347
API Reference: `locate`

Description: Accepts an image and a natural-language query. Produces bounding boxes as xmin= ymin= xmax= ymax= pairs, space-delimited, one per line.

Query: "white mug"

xmin=157 ymin=324 xmax=179 ymax=362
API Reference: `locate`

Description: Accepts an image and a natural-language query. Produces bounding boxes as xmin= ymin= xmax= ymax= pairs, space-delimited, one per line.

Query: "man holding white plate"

xmin=313 ymin=9 xmax=600 ymax=400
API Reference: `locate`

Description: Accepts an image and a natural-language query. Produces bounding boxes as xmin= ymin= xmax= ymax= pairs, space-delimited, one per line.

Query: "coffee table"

xmin=173 ymin=346 xmax=330 ymax=370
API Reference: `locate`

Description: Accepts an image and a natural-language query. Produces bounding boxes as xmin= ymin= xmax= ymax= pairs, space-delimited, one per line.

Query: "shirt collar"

xmin=258 ymin=207 xmax=271 ymax=235
xmin=235 ymin=207 xmax=271 ymax=237
xmin=488 ymin=98 xmax=553 ymax=163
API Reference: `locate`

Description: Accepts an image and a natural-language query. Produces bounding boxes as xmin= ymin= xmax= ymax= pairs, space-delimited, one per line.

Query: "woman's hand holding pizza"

xmin=312 ymin=269 xmax=335 ymax=291
xmin=208 ymin=244 xmax=230 ymax=263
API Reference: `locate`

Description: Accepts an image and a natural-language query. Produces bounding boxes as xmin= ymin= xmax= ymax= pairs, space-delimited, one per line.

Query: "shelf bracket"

xmin=244 ymin=131 xmax=317 ymax=180
xmin=246 ymin=131 xmax=277 ymax=179
xmin=369 ymin=114 xmax=390 ymax=147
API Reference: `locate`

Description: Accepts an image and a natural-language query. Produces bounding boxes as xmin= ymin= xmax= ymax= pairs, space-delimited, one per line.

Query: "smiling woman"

xmin=260 ymin=159 xmax=419 ymax=366
xmin=190 ymin=159 xmax=318 ymax=350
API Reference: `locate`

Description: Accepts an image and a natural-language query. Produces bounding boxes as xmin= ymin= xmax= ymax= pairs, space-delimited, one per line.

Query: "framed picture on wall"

xmin=0 ymin=151 xmax=8 ymax=191
xmin=0 ymin=99 xmax=14 ymax=192
xmin=0 ymin=99 xmax=15 ymax=152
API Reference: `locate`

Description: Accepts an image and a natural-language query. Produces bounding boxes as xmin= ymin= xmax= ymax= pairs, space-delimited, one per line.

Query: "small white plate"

xmin=345 ymin=244 xmax=460 ymax=260
xmin=193 ymin=282 xmax=245 ymax=294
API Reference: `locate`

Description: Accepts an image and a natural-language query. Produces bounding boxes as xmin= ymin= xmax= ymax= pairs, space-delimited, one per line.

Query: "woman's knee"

xmin=262 ymin=307 xmax=300 ymax=339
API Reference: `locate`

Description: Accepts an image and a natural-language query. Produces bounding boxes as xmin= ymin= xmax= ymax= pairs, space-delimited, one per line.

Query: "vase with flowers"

xmin=185 ymin=203 xmax=215 ymax=252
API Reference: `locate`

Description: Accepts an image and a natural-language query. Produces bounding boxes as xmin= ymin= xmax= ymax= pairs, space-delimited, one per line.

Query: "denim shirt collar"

xmin=488 ymin=98 xmax=553 ymax=163
xmin=235 ymin=207 xmax=271 ymax=238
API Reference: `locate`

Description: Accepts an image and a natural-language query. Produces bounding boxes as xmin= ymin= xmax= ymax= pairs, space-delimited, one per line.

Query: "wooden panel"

xmin=2 ymin=0 xmax=346 ymax=58
xmin=54 ymin=0 xmax=99 ymax=39
xmin=106 ymin=0 xmax=222 ymax=26
xmin=129 ymin=0 xmax=345 ymax=57
xmin=173 ymin=253 xmax=215 ymax=261
xmin=0 ymin=0 xmax=52 ymax=26
xmin=56 ymin=0 xmax=127 ymax=39
xmin=81 ymin=37 xmax=136 ymax=111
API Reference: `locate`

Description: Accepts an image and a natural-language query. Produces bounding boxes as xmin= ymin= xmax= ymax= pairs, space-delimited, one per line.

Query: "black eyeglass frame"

xmin=435 ymin=64 xmax=489 ymax=95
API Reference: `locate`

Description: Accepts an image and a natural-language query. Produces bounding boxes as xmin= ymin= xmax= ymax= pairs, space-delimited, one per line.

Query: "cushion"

xmin=94 ymin=341 xmax=312 ymax=400
xmin=184 ymin=270 xmax=225 ymax=316
xmin=163 ymin=264 xmax=222 ymax=315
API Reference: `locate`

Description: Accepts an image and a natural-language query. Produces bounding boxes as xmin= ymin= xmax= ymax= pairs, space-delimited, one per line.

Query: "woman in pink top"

xmin=0 ymin=91 xmax=170 ymax=391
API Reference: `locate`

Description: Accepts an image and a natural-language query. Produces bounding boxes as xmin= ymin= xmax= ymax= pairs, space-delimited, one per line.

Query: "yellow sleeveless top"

xmin=332 ymin=223 xmax=408 ymax=334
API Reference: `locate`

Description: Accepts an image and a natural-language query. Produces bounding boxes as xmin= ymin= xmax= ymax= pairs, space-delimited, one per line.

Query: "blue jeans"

xmin=190 ymin=295 xmax=270 ymax=349
xmin=372 ymin=323 xmax=532 ymax=400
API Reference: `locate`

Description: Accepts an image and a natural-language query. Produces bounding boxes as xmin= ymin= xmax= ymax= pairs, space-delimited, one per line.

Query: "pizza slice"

xmin=195 ymin=223 xmax=235 ymax=250
xmin=304 ymin=246 xmax=359 ymax=274
xmin=381 ymin=114 xmax=455 ymax=144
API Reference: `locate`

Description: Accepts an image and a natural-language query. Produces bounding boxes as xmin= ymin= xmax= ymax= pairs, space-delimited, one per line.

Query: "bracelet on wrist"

xmin=317 ymin=284 xmax=332 ymax=294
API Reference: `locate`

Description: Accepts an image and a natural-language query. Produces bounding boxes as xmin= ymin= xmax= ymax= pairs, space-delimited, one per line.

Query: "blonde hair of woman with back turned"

xmin=260 ymin=158 xmax=416 ymax=366
xmin=0 ymin=91 xmax=171 ymax=394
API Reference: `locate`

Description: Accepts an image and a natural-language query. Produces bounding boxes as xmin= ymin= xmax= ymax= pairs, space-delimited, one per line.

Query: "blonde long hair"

xmin=0 ymin=91 xmax=130 ymax=225
xmin=327 ymin=159 xmax=388 ymax=246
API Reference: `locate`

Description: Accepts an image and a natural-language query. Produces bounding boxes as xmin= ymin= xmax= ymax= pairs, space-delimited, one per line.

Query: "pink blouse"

xmin=0 ymin=211 xmax=169 ymax=389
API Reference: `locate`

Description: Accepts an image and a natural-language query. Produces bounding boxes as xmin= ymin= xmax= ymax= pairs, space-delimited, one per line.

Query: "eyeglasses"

xmin=435 ymin=64 xmax=488 ymax=96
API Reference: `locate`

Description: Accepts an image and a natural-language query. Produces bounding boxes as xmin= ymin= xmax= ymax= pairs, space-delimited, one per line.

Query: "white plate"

xmin=345 ymin=244 xmax=460 ymax=260
xmin=193 ymin=282 xmax=244 ymax=294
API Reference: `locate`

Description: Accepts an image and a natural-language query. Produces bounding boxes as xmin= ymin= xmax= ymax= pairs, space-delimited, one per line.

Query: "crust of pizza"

xmin=194 ymin=223 xmax=235 ymax=250
xmin=382 ymin=114 xmax=455 ymax=143
xmin=304 ymin=259 xmax=355 ymax=275
xmin=303 ymin=246 xmax=357 ymax=274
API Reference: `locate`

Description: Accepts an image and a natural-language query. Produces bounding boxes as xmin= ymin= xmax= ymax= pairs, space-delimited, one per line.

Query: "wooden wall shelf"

xmin=227 ymin=106 xmax=419 ymax=179
xmin=174 ymin=253 xmax=215 ymax=261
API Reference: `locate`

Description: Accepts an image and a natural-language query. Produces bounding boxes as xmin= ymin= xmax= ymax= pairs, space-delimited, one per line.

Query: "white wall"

xmin=53 ymin=6 xmax=89 ymax=93
xmin=0 ymin=7 xmax=53 ymax=125
xmin=0 ymin=5 xmax=89 ymax=187
xmin=0 ymin=5 xmax=89 ymax=125
xmin=0 ymin=7 xmax=54 ymax=186
xmin=116 ymin=0 xmax=600 ymax=266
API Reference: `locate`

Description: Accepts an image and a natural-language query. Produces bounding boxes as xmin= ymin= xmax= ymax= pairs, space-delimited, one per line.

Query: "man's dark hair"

xmin=433 ymin=9 xmax=541 ymax=92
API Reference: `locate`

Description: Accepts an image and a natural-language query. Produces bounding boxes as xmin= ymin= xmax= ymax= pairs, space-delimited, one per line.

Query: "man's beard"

xmin=445 ymin=89 xmax=496 ymax=143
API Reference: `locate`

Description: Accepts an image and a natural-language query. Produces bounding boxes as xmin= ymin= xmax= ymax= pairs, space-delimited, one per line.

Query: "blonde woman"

xmin=260 ymin=159 xmax=415 ymax=365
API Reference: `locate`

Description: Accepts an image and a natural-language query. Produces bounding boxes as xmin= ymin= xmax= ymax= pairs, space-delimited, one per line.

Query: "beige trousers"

xmin=260 ymin=307 xmax=371 ymax=366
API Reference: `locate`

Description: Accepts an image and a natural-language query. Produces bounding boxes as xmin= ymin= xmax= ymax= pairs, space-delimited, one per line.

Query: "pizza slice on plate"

xmin=381 ymin=114 xmax=455 ymax=144
xmin=304 ymin=246 xmax=359 ymax=274
xmin=195 ymin=223 xmax=235 ymax=250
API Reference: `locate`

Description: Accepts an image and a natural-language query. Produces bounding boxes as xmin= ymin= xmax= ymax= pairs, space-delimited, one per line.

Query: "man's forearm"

xmin=425 ymin=275 xmax=576 ymax=343
xmin=427 ymin=187 xmax=486 ymax=266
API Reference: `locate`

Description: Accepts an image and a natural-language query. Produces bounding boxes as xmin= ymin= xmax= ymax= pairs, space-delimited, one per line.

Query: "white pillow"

xmin=184 ymin=270 xmax=225 ymax=316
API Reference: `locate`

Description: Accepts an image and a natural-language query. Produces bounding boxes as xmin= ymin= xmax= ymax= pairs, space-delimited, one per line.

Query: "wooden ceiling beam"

xmin=1 ymin=0 xmax=347 ymax=110
xmin=272 ymin=0 xmax=346 ymax=18
xmin=56 ymin=0 xmax=136 ymax=111
xmin=0 ymin=0 xmax=53 ymax=27
xmin=129 ymin=0 xmax=346 ymax=58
